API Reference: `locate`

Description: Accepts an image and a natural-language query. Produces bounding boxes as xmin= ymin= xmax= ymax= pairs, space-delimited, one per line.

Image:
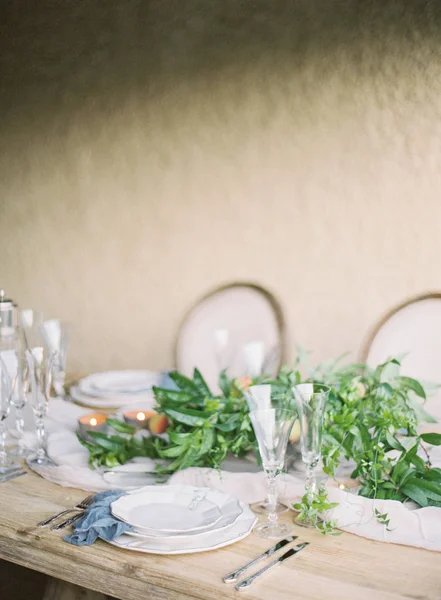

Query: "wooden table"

xmin=0 ymin=470 xmax=440 ymax=600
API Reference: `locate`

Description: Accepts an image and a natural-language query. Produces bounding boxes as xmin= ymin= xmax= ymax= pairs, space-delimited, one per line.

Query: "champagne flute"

xmin=25 ymin=346 xmax=55 ymax=467
xmin=249 ymin=404 xmax=296 ymax=538
xmin=213 ymin=328 xmax=236 ymax=373
xmin=0 ymin=350 xmax=29 ymax=457
xmin=292 ymin=383 xmax=330 ymax=527
xmin=41 ymin=319 xmax=70 ymax=398
xmin=0 ymin=355 xmax=19 ymax=474
xmin=244 ymin=384 xmax=294 ymax=514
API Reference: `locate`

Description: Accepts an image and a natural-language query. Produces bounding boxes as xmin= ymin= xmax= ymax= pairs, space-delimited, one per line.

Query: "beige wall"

xmin=1 ymin=1 xmax=441 ymax=374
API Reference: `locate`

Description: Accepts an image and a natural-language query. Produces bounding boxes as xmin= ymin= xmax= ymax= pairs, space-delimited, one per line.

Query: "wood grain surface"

xmin=0 ymin=469 xmax=440 ymax=600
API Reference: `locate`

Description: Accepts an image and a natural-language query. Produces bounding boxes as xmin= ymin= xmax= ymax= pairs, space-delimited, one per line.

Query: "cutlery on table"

xmin=235 ymin=542 xmax=309 ymax=591
xmin=0 ymin=469 xmax=27 ymax=483
xmin=37 ymin=494 xmax=94 ymax=527
xmin=51 ymin=511 xmax=86 ymax=531
xmin=223 ymin=536 xmax=298 ymax=583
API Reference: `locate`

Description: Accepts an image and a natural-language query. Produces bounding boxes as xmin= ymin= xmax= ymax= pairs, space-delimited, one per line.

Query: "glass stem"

xmin=267 ymin=473 xmax=278 ymax=524
xmin=35 ymin=417 xmax=46 ymax=463
xmin=0 ymin=420 xmax=7 ymax=465
xmin=53 ymin=371 xmax=65 ymax=398
xmin=15 ymin=407 xmax=25 ymax=452
xmin=305 ymin=463 xmax=317 ymax=503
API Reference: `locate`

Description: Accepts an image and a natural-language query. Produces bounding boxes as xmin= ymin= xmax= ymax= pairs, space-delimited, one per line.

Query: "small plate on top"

xmin=125 ymin=492 xmax=243 ymax=539
xmin=79 ymin=370 xmax=162 ymax=397
xmin=69 ymin=385 xmax=156 ymax=409
xmin=111 ymin=485 xmax=222 ymax=534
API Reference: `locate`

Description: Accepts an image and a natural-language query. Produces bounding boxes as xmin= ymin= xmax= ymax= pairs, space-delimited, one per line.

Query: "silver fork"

xmin=37 ymin=494 xmax=94 ymax=527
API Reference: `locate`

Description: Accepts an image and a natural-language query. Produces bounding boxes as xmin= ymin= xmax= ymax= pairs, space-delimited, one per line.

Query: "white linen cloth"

xmin=18 ymin=398 xmax=441 ymax=552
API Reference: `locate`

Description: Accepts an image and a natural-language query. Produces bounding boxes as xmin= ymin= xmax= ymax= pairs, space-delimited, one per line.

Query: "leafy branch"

xmin=78 ymin=369 xmax=256 ymax=473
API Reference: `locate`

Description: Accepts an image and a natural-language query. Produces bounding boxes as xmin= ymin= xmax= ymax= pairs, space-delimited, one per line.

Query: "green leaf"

xmin=200 ymin=428 xmax=215 ymax=454
xmin=153 ymin=387 xmax=194 ymax=405
xmin=218 ymin=370 xmax=231 ymax=397
xmin=76 ymin=433 xmax=97 ymax=452
xmin=405 ymin=478 xmax=441 ymax=502
xmin=400 ymin=482 xmax=429 ymax=507
xmin=399 ymin=377 xmax=426 ymax=399
xmin=386 ymin=431 xmax=403 ymax=451
xmin=376 ymin=383 xmax=393 ymax=400
xmin=420 ymin=433 xmax=441 ymax=446
xmin=215 ymin=421 xmax=239 ymax=432
xmin=106 ymin=418 xmax=136 ymax=435
xmin=193 ymin=368 xmax=212 ymax=396
xmin=168 ymin=431 xmax=192 ymax=445
xmin=86 ymin=432 xmax=123 ymax=451
xmin=168 ymin=372 xmax=201 ymax=394
xmin=163 ymin=407 xmax=211 ymax=426
xmin=159 ymin=445 xmax=186 ymax=458
xmin=423 ymin=468 xmax=441 ymax=482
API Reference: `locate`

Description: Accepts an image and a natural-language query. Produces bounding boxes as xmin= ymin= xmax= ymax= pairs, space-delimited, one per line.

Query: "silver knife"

xmin=0 ymin=470 xmax=27 ymax=483
xmin=223 ymin=536 xmax=298 ymax=583
xmin=235 ymin=542 xmax=309 ymax=591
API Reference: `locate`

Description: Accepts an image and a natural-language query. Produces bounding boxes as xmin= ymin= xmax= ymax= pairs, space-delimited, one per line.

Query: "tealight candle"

xmin=123 ymin=409 xmax=156 ymax=429
xmin=78 ymin=413 xmax=108 ymax=439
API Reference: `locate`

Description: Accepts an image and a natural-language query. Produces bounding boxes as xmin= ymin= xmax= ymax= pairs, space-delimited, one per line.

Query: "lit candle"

xmin=123 ymin=409 xmax=156 ymax=428
xmin=78 ymin=413 xmax=108 ymax=439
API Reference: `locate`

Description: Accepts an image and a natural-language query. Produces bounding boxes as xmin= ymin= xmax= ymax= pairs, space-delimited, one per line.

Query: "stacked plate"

xmin=70 ymin=370 xmax=161 ymax=409
xmin=108 ymin=484 xmax=256 ymax=554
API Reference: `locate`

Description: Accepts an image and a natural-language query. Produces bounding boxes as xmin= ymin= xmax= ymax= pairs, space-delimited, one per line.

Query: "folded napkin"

xmin=64 ymin=490 xmax=133 ymax=546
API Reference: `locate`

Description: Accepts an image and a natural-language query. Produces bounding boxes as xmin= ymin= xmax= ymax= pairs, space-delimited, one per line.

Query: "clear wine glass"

xmin=249 ymin=404 xmax=297 ymax=538
xmin=0 ymin=354 xmax=20 ymax=474
xmin=244 ymin=384 xmax=294 ymax=515
xmin=0 ymin=350 xmax=30 ymax=458
xmin=25 ymin=346 xmax=55 ymax=467
xmin=41 ymin=319 xmax=70 ymax=398
xmin=292 ymin=383 xmax=330 ymax=527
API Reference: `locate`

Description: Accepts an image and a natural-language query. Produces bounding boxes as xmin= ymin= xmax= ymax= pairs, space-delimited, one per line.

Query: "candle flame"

xmin=90 ymin=418 xmax=98 ymax=426
xmin=338 ymin=483 xmax=346 ymax=490
xmin=137 ymin=412 xmax=146 ymax=421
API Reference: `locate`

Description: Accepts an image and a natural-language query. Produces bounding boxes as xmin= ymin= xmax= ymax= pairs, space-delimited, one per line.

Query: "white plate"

xmin=111 ymin=485 xmax=223 ymax=534
xmin=109 ymin=501 xmax=256 ymax=554
xmin=69 ymin=385 xmax=156 ymax=409
xmin=79 ymin=370 xmax=162 ymax=397
xmin=125 ymin=492 xmax=243 ymax=539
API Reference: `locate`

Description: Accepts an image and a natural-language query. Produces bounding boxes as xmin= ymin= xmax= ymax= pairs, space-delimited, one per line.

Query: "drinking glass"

xmin=0 ymin=350 xmax=29 ymax=458
xmin=249 ymin=404 xmax=297 ymax=538
xmin=245 ymin=384 xmax=294 ymax=515
xmin=213 ymin=328 xmax=236 ymax=373
xmin=0 ymin=355 xmax=19 ymax=474
xmin=25 ymin=346 xmax=55 ymax=467
xmin=41 ymin=319 xmax=70 ymax=398
xmin=292 ymin=383 xmax=330 ymax=527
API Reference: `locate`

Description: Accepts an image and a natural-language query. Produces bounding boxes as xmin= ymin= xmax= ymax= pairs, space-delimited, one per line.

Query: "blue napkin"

xmin=64 ymin=490 xmax=133 ymax=546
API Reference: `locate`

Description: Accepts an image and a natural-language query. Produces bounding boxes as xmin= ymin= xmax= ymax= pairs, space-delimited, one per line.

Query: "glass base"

xmin=253 ymin=521 xmax=292 ymax=539
xmin=0 ymin=460 xmax=20 ymax=475
xmin=9 ymin=445 xmax=31 ymax=458
xmin=26 ymin=454 xmax=56 ymax=468
xmin=250 ymin=500 xmax=289 ymax=515
xmin=294 ymin=513 xmax=322 ymax=528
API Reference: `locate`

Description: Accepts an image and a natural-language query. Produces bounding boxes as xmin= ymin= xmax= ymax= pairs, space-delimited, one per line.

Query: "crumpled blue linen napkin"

xmin=64 ymin=490 xmax=133 ymax=546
